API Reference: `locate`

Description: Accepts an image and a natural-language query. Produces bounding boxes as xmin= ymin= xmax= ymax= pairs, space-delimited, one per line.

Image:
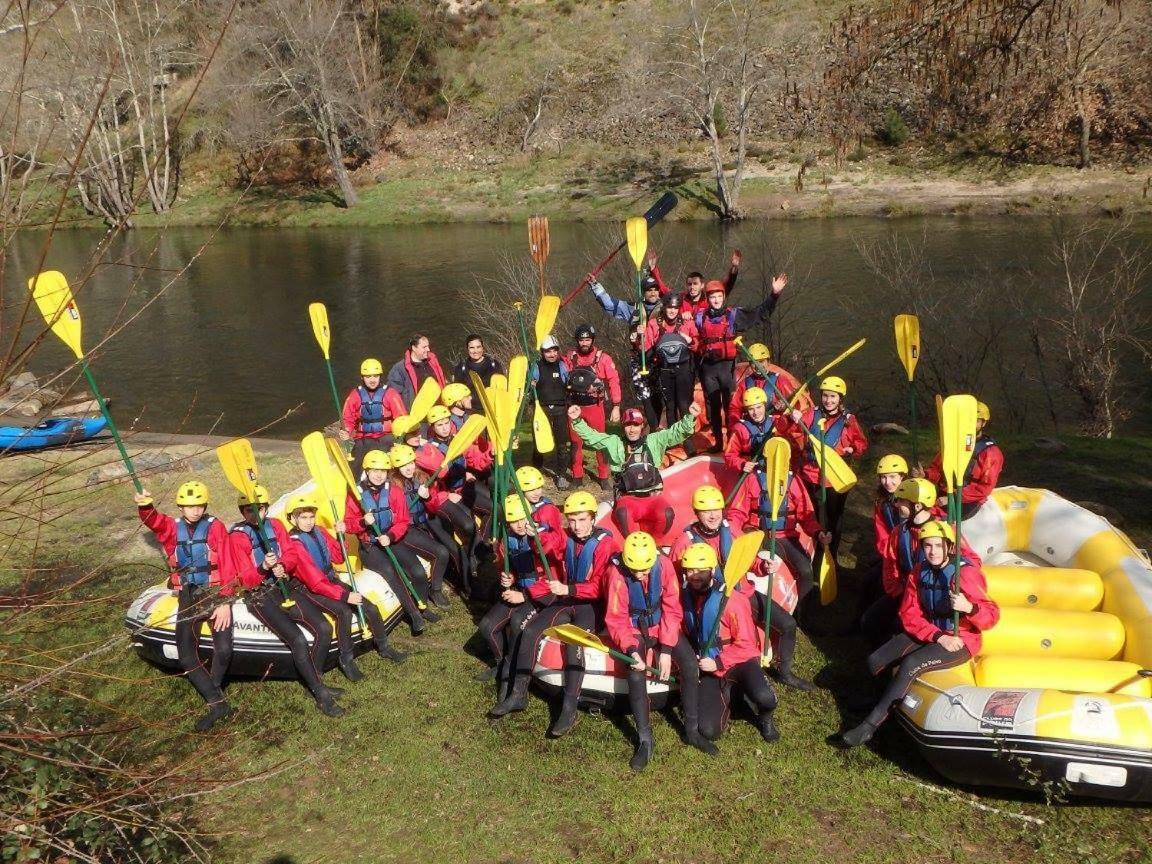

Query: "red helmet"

xmin=621 ymin=408 xmax=646 ymax=427
xmin=704 ymin=279 xmax=726 ymax=296
xmin=414 ymin=444 xmax=443 ymax=474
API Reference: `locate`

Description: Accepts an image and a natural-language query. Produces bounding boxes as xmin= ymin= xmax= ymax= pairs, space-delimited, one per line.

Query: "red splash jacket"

xmin=786 ymin=407 xmax=869 ymax=487
xmin=604 ymin=553 xmax=683 ymax=656
xmin=345 ymin=482 xmax=411 ymax=546
xmin=341 ymin=384 xmax=407 ymax=439
xmin=727 ymin=363 xmax=798 ymax=429
xmin=543 ymin=528 xmax=618 ymax=603
xmin=923 ymin=438 xmax=1004 ymax=506
xmin=899 ymin=560 xmax=999 ymax=656
xmin=228 ymin=519 xmax=346 ymax=601
xmin=137 ymin=506 xmax=239 ymax=595
xmin=725 ymin=472 xmax=821 ymax=540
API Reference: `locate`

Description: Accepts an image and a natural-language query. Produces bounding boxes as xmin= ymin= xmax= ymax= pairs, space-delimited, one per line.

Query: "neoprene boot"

xmin=629 ymin=735 xmax=654 ymax=771
xmin=488 ymin=677 xmax=529 ymax=719
xmin=409 ymin=610 xmax=427 ymax=637
xmin=421 ymin=607 xmax=442 ymax=624
xmin=683 ymin=713 xmax=720 ymax=756
xmin=839 ymin=719 xmax=877 ymax=748
xmin=317 ymin=697 xmax=345 ymax=718
xmin=377 ymin=641 xmax=407 ymax=663
xmin=430 ymin=589 xmax=451 ymax=610
xmin=548 ymin=691 xmax=580 ymax=738
xmin=338 ymin=654 xmax=365 ymax=682
xmin=194 ymin=702 xmax=232 ymax=733
xmin=776 ymin=667 xmax=817 ymax=692
xmin=757 ymin=712 xmax=781 ymax=744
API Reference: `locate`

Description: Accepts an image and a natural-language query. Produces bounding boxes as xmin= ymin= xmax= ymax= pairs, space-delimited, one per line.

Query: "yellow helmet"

xmin=742 ymin=386 xmax=768 ymax=409
xmin=504 ymin=494 xmax=529 ymax=524
xmin=516 ymin=465 xmax=546 ymax=492
xmin=680 ymin=541 xmax=719 ymax=572
xmin=563 ymin=491 xmax=599 ymax=516
xmin=363 ymin=450 xmax=392 ymax=471
xmin=360 ymin=358 xmax=383 ymax=376
xmin=621 ymin=531 xmax=659 ymax=571
xmin=237 ymin=484 xmax=271 ymax=507
xmin=175 ymin=481 xmax=209 ymax=506
xmin=441 ymin=383 xmax=471 ymax=406
xmin=820 ymin=376 xmax=847 ymax=396
xmin=919 ymin=520 xmax=955 ymax=543
xmin=876 ymin=454 xmax=909 ymax=476
xmin=388 ymin=443 xmax=416 ymax=468
xmin=977 ymin=401 xmax=991 ymax=422
xmin=691 ymin=484 xmax=725 ymax=512
xmin=287 ymin=494 xmax=319 ymax=516
xmin=427 ymin=405 xmax=451 ymax=425
xmin=895 ymin=478 xmax=937 ymax=509
xmin=748 ymin=343 xmax=771 ymax=362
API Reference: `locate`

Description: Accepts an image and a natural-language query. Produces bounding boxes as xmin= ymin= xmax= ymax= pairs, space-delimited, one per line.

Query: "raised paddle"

xmin=787 ymin=337 xmax=868 ymax=409
xmin=534 ymin=295 xmax=561 ymax=350
xmin=939 ymin=394 xmax=978 ymax=631
xmin=701 ymin=529 xmax=765 ymax=655
xmin=760 ymin=438 xmax=791 ymax=666
xmin=811 ymin=416 xmax=839 ymax=607
xmin=394 ymin=378 xmax=443 ymax=438
xmin=528 ymin=215 xmax=550 ymax=297
xmin=468 ymin=371 xmax=504 ymax=464
xmin=425 ymin=414 xmax=488 ymax=486
xmin=894 ymin=314 xmax=921 ymax=465
xmin=301 ymin=431 xmax=365 ymax=628
xmin=626 ymin=216 xmax=650 ymax=377
xmin=490 ymin=373 xmax=508 ymax=392
xmin=545 ymin=623 xmax=672 ymax=682
xmin=520 ymin=301 xmax=556 ymax=453
xmin=216 ymin=438 xmax=294 ymax=608
xmin=507 ymin=354 xmax=529 ymax=438
xmin=560 ymin=191 xmax=679 ymax=308
xmin=324 ymin=436 xmax=428 ymax=611
xmin=308 ymin=302 xmax=343 ymax=420
xmin=28 ymin=271 xmax=141 ymax=492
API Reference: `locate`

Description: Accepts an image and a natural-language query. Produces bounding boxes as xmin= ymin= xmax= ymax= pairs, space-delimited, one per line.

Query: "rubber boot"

xmin=194 ymin=701 xmax=232 ymax=732
xmin=757 ymin=711 xmax=781 ymax=744
xmin=318 ymin=684 xmax=345 ymax=700
xmin=338 ymin=654 xmax=365 ymax=682
xmin=629 ymin=685 xmax=654 ymax=771
xmin=474 ymin=665 xmax=497 ymax=683
xmin=421 ymin=607 xmax=442 ymax=624
xmin=776 ymin=668 xmax=817 ymax=692
xmin=548 ymin=686 xmax=581 ymax=738
xmin=409 ymin=609 xmax=427 ymax=637
xmin=839 ymin=719 xmax=877 ymax=748
xmin=629 ymin=735 xmax=654 ymax=772
xmin=317 ymin=697 xmax=345 ymax=718
xmin=430 ymin=589 xmax=451 ymax=610
xmin=683 ymin=708 xmax=720 ymax=757
xmin=377 ymin=641 xmax=407 ymax=664
xmin=488 ymin=676 xmax=529 ymax=719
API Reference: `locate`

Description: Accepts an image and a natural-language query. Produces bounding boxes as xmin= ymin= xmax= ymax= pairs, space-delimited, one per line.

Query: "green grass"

xmin=4 ymin=434 xmax=1152 ymax=863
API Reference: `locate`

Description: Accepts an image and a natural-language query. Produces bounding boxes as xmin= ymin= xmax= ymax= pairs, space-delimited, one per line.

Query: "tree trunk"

xmin=703 ymin=116 xmax=732 ymax=219
xmin=1077 ymin=108 xmax=1091 ymax=169
xmin=324 ymin=125 xmax=358 ymax=208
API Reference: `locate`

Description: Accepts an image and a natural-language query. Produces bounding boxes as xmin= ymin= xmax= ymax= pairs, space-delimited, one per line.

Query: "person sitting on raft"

xmin=680 ymin=543 xmax=781 ymax=745
xmin=726 ymin=342 xmax=796 ymax=431
xmin=286 ymin=494 xmax=407 ymax=678
xmin=837 ymin=520 xmax=999 ymax=747
xmin=873 ymin=454 xmax=909 ymax=560
xmin=339 ymin=357 xmax=406 ymax=473
xmin=922 ymin=400 xmax=1003 ymax=520
xmin=723 ymin=386 xmax=789 ymax=476
xmin=513 ymin=466 xmax=564 ymax=535
xmin=228 ymin=485 xmax=346 ymax=717
xmin=440 ymin=382 xmax=475 ymax=432
xmin=135 ymin=481 xmax=237 ymax=732
xmin=567 ymin=401 xmax=701 ymax=541
xmin=605 ymin=531 xmax=718 ymax=771
xmin=387 ymin=443 xmax=454 ymax=609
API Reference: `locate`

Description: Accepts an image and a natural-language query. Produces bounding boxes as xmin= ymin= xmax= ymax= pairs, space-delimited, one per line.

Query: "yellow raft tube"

xmin=895 ymin=486 xmax=1152 ymax=802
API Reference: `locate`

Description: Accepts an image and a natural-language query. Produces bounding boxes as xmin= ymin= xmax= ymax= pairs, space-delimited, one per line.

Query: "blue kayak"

xmin=0 ymin=417 xmax=109 ymax=452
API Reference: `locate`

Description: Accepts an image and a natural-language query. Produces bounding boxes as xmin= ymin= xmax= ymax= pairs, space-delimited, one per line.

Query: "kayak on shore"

xmin=0 ymin=416 xmax=108 ymax=453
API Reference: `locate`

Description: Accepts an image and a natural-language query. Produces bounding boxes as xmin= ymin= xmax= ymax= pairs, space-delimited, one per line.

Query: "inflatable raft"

xmin=896 ymin=487 xmax=1152 ymax=803
xmin=125 ymin=483 xmax=403 ymax=679
xmin=533 ymin=456 xmax=807 ymax=710
xmin=0 ymin=416 xmax=107 ymax=453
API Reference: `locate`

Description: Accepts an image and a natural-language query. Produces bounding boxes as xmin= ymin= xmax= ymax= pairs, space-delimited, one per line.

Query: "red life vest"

xmin=695 ymin=308 xmax=739 ymax=361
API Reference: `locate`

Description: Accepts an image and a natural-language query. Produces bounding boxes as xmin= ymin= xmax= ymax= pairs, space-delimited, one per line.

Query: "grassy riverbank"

xmin=3 ymin=432 xmax=1152 ymax=863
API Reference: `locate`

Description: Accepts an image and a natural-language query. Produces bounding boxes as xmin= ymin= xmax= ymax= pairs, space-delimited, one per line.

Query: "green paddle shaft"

xmin=951 ymin=483 xmax=965 ymax=634
xmin=504 ymin=458 xmax=553 ymax=581
xmin=80 ymin=360 xmax=142 ymax=493
xmin=762 ymin=529 xmax=776 ymax=658
xmin=364 ymin=506 xmax=427 ymax=610
xmin=607 ymin=644 xmax=672 ymax=682
xmin=324 ymin=358 xmax=343 ymax=419
xmin=323 ymin=498 xmax=366 ymax=629
xmin=909 ymin=383 xmax=919 ymax=466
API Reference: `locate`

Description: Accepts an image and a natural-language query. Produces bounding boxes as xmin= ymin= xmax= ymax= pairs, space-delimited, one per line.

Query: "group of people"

xmin=133 ymin=248 xmax=1007 ymax=771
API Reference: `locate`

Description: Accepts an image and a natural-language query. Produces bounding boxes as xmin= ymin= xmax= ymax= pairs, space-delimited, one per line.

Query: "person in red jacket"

xmin=386 ymin=333 xmax=447 ymax=410
xmin=922 ymin=400 xmax=1004 ymax=519
xmin=726 ymin=464 xmax=830 ymax=623
xmin=228 ymin=486 xmax=345 ymax=717
xmin=476 ymin=493 xmax=566 ymax=688
xmin=838 ymin=521 xmax=999 ymax=747
xmin=873 ymin=454 xmax=909 ymax=559
xmin=339 ymin=357 xmax=407 ymax=474
xmin=387 ymin=443 xmax=455 ymax=608
xmin=605 ymin=533 xmax=717 ymax=770
xmin=286 ymin=494 xmax=407 ymax=679
xmin=723 ymin=387 xmax=788 ymax=476
xmin=566 ymin=323 xmax=622 ymax=491
xmin=695 ymin=273 xmax=787 ymax=451
xmin=645 ymin=295 xmax=699 ymax=426
xmin=345 ymin=450 xmax=439 ymax=637
xmin=135 ymin=480 xmax=238 ymax=731
xmin=786 ymin=375 xmax=868 ymax=559
xmin=677 ymin=249 xmax=741 ymax=321
xmin=726 ymin=342 xmax=797 ymax=429
xmin=680 ymin=543 xmax=780 ymax=744
xmin=488 ymin=491 xmax=618 ymax=738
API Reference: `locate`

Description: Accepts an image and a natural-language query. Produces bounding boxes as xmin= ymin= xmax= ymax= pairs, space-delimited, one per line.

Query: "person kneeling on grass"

xmin=286 ymin=494 xmax=407 ymax=678
xmin=837 ymin=520 xmax=999 ymax=748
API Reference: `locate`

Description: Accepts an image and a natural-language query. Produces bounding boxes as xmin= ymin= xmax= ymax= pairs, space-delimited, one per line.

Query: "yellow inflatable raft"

xmin=895 ymin=487 xmax=1152 ymax=802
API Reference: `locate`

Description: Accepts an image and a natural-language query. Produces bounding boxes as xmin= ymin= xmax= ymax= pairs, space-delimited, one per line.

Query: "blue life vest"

xmin=358 ymin=386 xmax=388 ymax=434
xmin=879 ymin=497 xmax=900 ymax=531
xmin=744 ymin=371 xmax=780 ymax=400
xmin=564 ymin=528 xmax=609 ymax=585
xmin=360 ymin=484 xmax=395 ymax=534
xmin=895 ymin=520 xmax=925 ymax=578
xmin=682 ymin=584 xmax=724 ymax=659
xmin=175 ymin=516 xmax=215 ymax=587
xmin=963 ymin=437 xmax=997 ymax=485
xmin=805 ymin=409 xmax=848 ymax=463
xmin=231 ymin=521 xmax=280 ymax=568
xmin=756 ymin=471 xmax=792 ymax=533
xmin=623 ymin=556 xmax=664 ymax=630
xmin=916 ymin=560 xmax=958 ymax=632
xmin=292 ymin=527 xmax=335 ymax=580
xmin=433 ymin=438 xmax=467 ymax=491
xmin=686 ymin=521 xmax=732 ymax=584
xmin=740 ymin=416 xmax=776 ymax=455
xmin=506 ymin=533 xmax=538 ymax=589
xmin=450 ymin=413 xmax=464 ymax=432
xmin=402 ymin=479 xmax=429 ymax=525
xmin=530 ymin=498 xmax=553 ymax=532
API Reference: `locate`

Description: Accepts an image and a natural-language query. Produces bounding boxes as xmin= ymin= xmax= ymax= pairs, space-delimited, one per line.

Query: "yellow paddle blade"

xmin=301 ymin=431 xmax=346 ymax=521
xmin=490 ymin=373 xmax=508 ymax=392
xmin=392 ymin=414 xmax=413 ymax=437
xmin=325 ymin=436 xmax=360 ymax=494
xmin=894 ymin=314 xmax=920 ymax=382
xmin=534 ymin=295 xmax=561 ymax=349
xmin=940 ymin=394 xmax=978 ymax=494
xmin=492 ymin=386 xmax=517 ymax=453
xmin=28 ymin=271 xmax=84 ymax=359
xmin=545 ymin=623 xmax=609 ymax=654
xmin=788 ymin=337 xmax=867 ymax=408
xmin=442 ymin=414 xmax=488 ymax=468
xmin=508 ymin=354 xmax=528 ymax=415
xmin=763 ymin=438 xmax=792 ymax=521
xmin=216 ymin=438 xmax=259 ymax=499
xmin=819 ymin=549 xmax=838 ymax=605
xmin=805 ymin=433 xmax=858 ymax=493
xmin=723 ymin=530 xmax=764 ymax=594
xmin=935 ymin=393 xmax=944 ymax=431
xmin=408 ymin=378 xmax=442 ymax=428
xmin=532 ymin=400 xmax=555 ymax=454
xmin=469 ymin=372 xmax=503 ymax=451
xmin=625 ymin=216 xmax=648 ymax=270
xmin=528 ymin=215 xmax=550 ymax=268
xmin=308 ymin=302 xmax=331 ymax=359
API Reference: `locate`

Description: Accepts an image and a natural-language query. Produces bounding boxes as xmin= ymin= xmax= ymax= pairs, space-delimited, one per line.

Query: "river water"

xmin=5 ymin=217 xmax=1151 ymax=437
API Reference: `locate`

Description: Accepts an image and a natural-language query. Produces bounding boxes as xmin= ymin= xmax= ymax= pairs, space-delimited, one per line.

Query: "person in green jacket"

xmin=567 ymin=402 xmax=701 ymax=542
